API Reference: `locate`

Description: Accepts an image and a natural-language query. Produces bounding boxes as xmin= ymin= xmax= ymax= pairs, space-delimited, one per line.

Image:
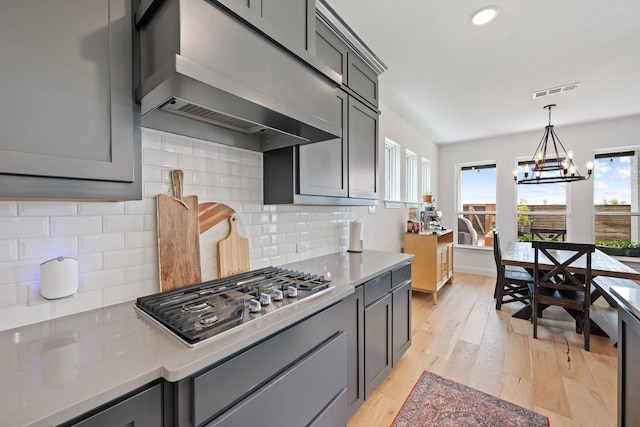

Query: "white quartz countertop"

xmin=611 ymin=286 xmax=640 ymax=319
xmin=0 ymin=250 xmax=412 ymax=427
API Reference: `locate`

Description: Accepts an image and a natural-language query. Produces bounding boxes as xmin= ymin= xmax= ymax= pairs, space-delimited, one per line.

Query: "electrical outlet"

xmin=296 ymin=242 xmax=309 ymax=253
xmin=368 ymin=205 xmax=376 ymax=214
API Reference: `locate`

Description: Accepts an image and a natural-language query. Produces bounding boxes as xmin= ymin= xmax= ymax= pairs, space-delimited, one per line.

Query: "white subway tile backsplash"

xmin=52 ymin=216 xmax=102 ymax=235
xmin=124 ymin=198 xmax=156 ymax=215
xmin=124 ymin=264 xmax=157 ymax=283
xmin=0 ymin=217 xmax=48 ymax=238
xmin=192 ymin=143 xmax=220 ymax=159
xmin=20 ymin=236 xmax=78 ymax=261
xmin=103 ymin=249 xmax=145 ymax=269
xmin=144 ymin=148 xmax=179 ymax=168
xmin=193 ymin=171 xmax=220 ymax=187
xmin=0 ymin=129 xmax=353 ymax=331
xmin=178 ymin=155 xmax=207 ymax=171
xmin=78 ymin=203 xmax=125 ymax=215
xmin=0 ymin=240 xmax=18 ymax=262
xmin=80 ymin=234 xmax=125 ymax=253
xmin=103 ymin=215 xmax=145 ymax=233
xmin=0 ymin=203 xmax=18 ymax=217
xmin=162 ymin=135 xmax=192 ymax=154
xmin=125 ymin=231 xmax=155 ymax=249
xmin=0 ymin=284 xmax=18 ymax=307
xmin=18 ymin=202 xmax=76 ymax=216
xmin=81 ymin=268 xmax=125 ymax=291
xmin=103 ymin=281 xmax=146 ymax=306
xmin=75 ymin=253 xmax=103 ymax=272
xmin=207 ymin=159 xmax=232 ymax=175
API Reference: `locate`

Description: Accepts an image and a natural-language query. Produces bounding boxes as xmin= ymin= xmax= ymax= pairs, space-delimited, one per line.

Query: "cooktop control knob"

xmin=259 ymin=293 xmax=271 ymax=305
xmin=287 ymin=286 xmax=298 ymax=298
xmin=249 ymin=299 xmax=262 ymax=313
xmin=272 ymin=289 xmax=284 ymax=301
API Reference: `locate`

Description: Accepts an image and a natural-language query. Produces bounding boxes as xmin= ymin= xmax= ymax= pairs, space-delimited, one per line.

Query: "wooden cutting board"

xmin=199 ymin=202 xmax=236 ymax=281
xmin=157 ymin=170 xmax=202 ymax=291
xmin=218 ymin=215 xmax=250 ymax=278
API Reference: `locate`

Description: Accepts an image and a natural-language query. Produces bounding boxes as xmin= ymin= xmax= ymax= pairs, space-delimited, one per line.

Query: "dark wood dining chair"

xmin=494 ymin=231 xmax=532 ymax=310
xmin=532 ymin=241 xmax=595 ymax=350
xmin=530 ymin=228 xmax=566 ymax=242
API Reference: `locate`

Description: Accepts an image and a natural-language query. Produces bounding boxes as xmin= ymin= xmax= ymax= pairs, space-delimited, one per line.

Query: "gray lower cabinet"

xmin=348 ymin=263 xmax=411 ymax=415
xmin=618 ymin=306 xmax=640 ymax=426
xmin=346 ymin=286 xmax=365 ymax=417
xmin=364 ymin=292 xmax=393 ymax=398
xmin=392 ymin=280 xmax=412 ymax=365
xmin=63 ymin=382 xmax=163 ymax=427
xmin=174 ymin=301 xmax=347 ymax=427
xmin=0 ymin=0 xmax=141 ymax=200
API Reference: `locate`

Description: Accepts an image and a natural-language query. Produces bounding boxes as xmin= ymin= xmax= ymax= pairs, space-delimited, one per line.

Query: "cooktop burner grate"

xmin=135 ymin=266 xmax=333 ymax=347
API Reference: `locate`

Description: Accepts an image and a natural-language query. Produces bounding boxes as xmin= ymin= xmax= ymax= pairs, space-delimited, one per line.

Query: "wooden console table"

xmin=403 ymin=230 xmax=454 ymax=304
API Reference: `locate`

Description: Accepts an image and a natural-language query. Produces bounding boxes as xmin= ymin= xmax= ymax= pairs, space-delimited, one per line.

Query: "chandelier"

xmin=514 ymin=104 xmax=593 ymax=184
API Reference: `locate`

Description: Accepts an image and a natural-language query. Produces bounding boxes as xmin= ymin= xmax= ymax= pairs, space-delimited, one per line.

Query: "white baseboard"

xmin=454 ymin=266 xmax=495 ymax=277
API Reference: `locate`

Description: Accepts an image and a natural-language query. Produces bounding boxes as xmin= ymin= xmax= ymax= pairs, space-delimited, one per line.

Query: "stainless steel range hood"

xmin=136 ymin=0 xmax=341 ymax=152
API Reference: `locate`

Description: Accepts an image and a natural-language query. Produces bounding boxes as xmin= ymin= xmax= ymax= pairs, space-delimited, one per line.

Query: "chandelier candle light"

xmin=514 ymin=104 xmax=593 ymax=184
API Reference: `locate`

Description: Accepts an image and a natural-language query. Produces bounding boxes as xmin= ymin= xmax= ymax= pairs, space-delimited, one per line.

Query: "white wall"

xmin=438 ymin=114 xmax=640 ymax=275
xmin=0 ymin=129 xmax=354 ymax=331
xmin=353 ymin=101 xmax=439 ymax=252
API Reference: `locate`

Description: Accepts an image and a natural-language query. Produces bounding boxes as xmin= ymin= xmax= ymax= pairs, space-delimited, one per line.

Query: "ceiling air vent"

xmin=532 ymin=82 xmax=580 ymax=99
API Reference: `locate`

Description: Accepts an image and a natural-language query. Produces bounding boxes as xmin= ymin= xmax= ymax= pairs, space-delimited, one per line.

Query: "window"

xmin=457 ymin=163 xmax=497 ymax=247
xmin=514 ymin=160 xmax=567 ymax=241
xmin=405 ymin=150 xmax=418 ymax=202
xmin=593 ymin=150 xmax=640 ymax=255
xmin=384 ymin=138 xmax=401 ymax=201
xmin=421 ymin=157 xmax=431 ymax=196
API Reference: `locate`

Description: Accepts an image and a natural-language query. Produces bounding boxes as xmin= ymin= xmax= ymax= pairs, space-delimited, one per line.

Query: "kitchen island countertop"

xmin=0 ymin=250 xmax=412 ymax=427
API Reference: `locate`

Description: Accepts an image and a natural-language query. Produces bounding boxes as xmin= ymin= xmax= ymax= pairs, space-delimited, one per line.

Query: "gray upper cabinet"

xmin=216 ymin=0 xmax=315 ymax=58
xmin=299 ymin=89 xmax=348 ymax=198
xmin=348 ymin=52 xmax=379 ymax=108
xmin=0 ymin=0 xmax=141 ymax=200
xmin=348 ymin=97 xmax=378 ymax=200
xmin=315 ymin=17 xmax=348 ymax=80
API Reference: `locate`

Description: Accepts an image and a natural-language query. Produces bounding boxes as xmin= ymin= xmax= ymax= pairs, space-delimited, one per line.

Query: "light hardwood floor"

xmin=347 ymin=273 xmax=618 ymax=427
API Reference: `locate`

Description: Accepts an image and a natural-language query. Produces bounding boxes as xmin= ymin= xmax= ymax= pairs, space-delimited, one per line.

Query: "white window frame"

xmin=405 ymin=150 xmax=418 ymax=203
xmin=592 ymin=149 xmax=640 ymax=250
xmin=384 ymin=138 xmax=401 ymax=202
xmin=421 ymin=157 xmax=431 ymax=197
xmin=456 ymin=161 xmax=497 ymax=249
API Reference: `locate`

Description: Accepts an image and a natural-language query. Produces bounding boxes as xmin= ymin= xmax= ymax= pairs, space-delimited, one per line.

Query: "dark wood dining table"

xmin=500 ymin=241 xmax=640 ymax=335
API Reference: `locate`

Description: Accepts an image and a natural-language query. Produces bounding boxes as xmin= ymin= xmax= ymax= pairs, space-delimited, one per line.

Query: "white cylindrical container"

xmin=348 ymin=220 xmax=363 ymax=253
xmin=40 ymin=256 xmax=79 ymax=299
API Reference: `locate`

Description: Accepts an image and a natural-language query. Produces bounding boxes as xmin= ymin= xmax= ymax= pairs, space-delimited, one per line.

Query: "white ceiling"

xmin=325 ymin=0 xmax=640 ymax=144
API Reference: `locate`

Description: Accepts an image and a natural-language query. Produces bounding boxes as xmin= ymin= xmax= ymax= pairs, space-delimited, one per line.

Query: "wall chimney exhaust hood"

xmin=136 ymin=0 xmax=341 ymax=152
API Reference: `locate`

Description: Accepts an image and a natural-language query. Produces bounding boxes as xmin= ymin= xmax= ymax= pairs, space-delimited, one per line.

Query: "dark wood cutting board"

xmin=157 ymin=170 xmax=201 ymax=291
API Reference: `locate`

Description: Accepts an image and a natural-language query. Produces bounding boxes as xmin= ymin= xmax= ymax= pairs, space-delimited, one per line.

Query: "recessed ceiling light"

xmin=470 ymin=6 xmax=500 ymax=26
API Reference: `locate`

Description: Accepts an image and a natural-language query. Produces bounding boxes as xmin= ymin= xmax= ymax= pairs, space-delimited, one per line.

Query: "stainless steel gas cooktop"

xmin=135 ymin=266 xmax=333 ymax=347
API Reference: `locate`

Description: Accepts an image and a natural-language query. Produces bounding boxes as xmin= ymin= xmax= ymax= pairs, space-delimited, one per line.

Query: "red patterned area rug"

xmin=391 ymin=371 xmax=549 ymax=427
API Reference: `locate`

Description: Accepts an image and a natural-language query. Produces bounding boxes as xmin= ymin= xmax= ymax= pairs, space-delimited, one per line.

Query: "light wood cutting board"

xmin=157 ymin=170 xmax=202 ymax=291
xmin=199 ymin=202 xmax=236 ymax=281
xmin=218 ymin=215 xmax=250 ymax=278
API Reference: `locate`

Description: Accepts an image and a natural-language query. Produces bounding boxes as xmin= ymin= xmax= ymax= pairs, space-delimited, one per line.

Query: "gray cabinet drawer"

xmin=193 ymin=301 xmax=344 ymax=425
xmin=207 ymin=332 xmax=347 ymax=427
xmin=391 ymin=263 xmax=411 ymax=289
xmin=68 ymin=383 xmax=162 ymax=427
xmin=309 ymin=388 xmax=347 ymax=427
xmin=364 ymin=271 xmax=391 ymax=306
